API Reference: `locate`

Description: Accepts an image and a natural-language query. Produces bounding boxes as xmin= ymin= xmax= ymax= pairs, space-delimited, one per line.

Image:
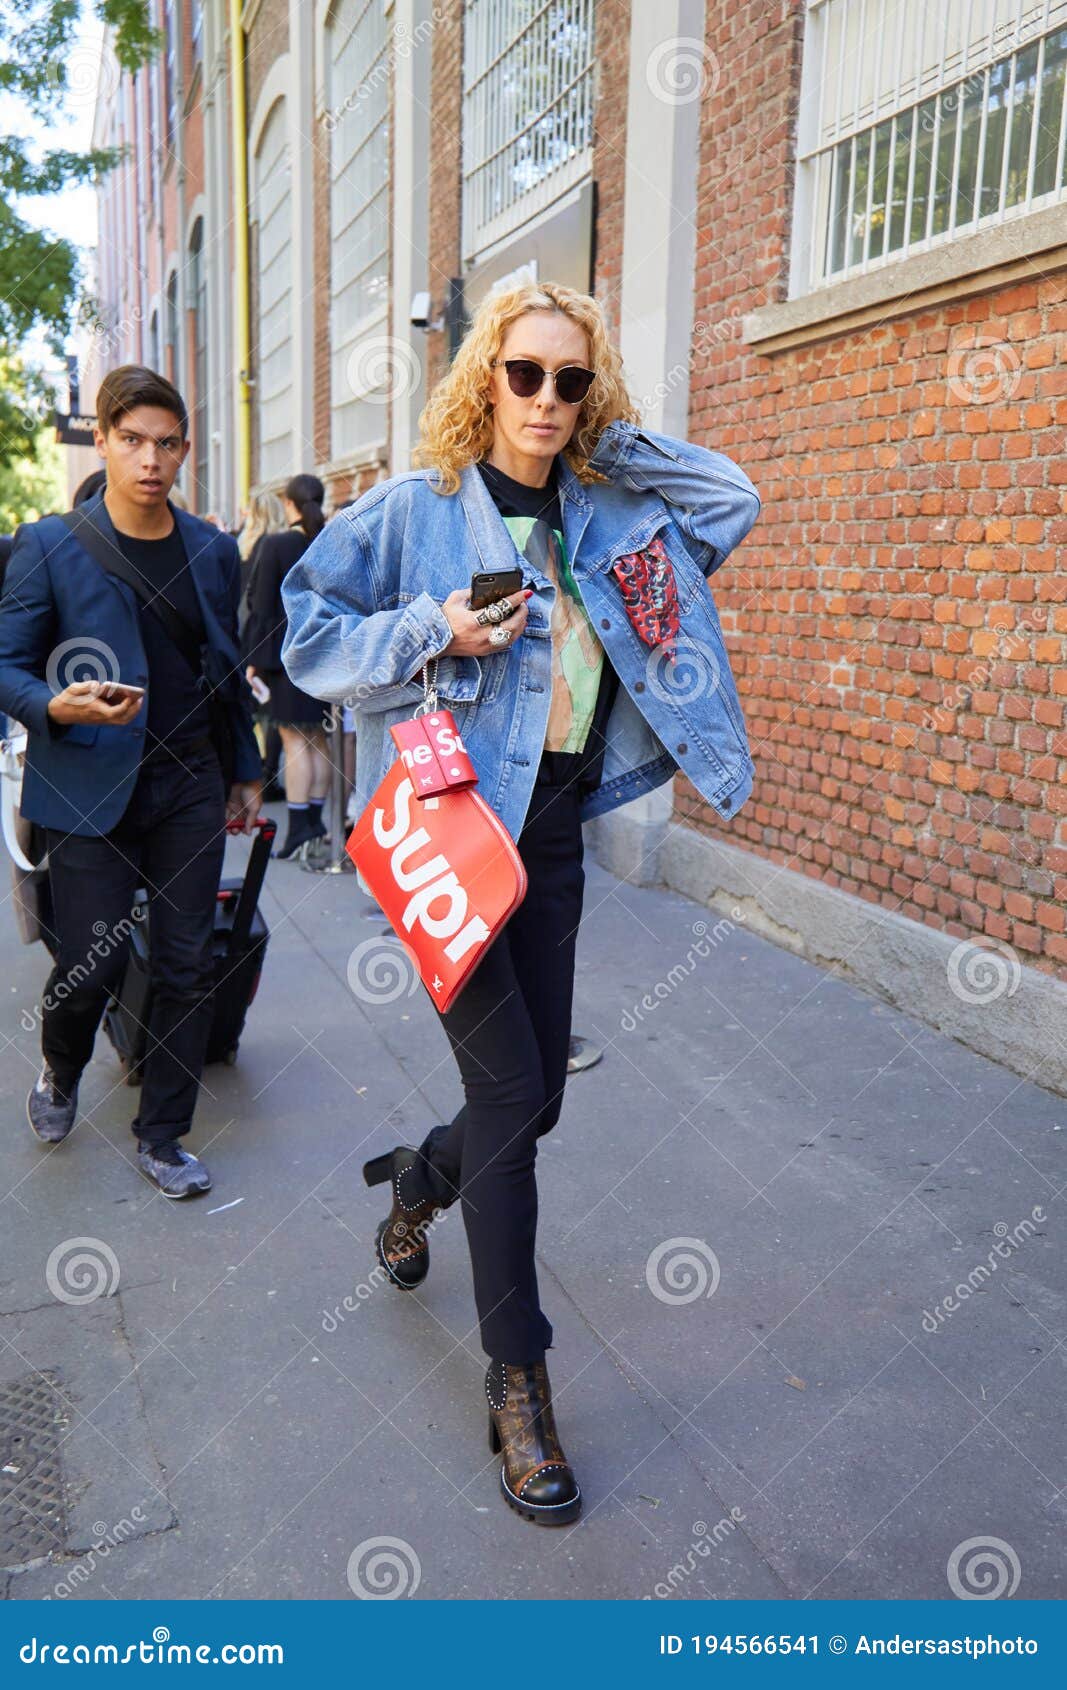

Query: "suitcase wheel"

xmin=224 ymin=1048 xmax=238 ymax=1066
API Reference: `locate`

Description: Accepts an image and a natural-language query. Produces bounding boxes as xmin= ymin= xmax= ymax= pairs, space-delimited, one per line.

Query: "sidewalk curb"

xmin=588 ymin=811 xmax=1067 ymax=1101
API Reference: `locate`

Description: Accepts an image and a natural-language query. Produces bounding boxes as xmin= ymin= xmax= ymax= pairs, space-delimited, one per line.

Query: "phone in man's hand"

xmin=469 ymin=566 xmax=524 ymax=611
xmin=98 ymin=682 xmax=146 ymax=704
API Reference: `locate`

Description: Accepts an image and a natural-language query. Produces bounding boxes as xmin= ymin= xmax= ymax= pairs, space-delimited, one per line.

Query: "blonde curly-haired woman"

xmin=282 ymin=281 xmax=760 ymax=1526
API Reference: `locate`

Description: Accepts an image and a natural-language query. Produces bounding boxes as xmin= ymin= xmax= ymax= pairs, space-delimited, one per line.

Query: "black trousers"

xmin=409 ymin=778 xmax=586 ymax=1365
xmin=42 ymin=743 xmax=227 ymax=1145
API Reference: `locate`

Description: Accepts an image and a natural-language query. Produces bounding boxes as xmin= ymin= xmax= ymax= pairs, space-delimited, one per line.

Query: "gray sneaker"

xmin=137 ymin=1140 xmax=212 ymax=1198
xmin=27 ymin=1066 xmax=79 ymax=1143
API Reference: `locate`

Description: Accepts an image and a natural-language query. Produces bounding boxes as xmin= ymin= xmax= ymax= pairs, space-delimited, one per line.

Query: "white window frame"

xmin=323 ymin=0 xmax=391 ymax=463
xmin=793 ymin=0 xmax=1067 ymax=297
xmin=251 ymin=95 xmax=295 ymax=487
xmin=461 ymin=0 xmax=595 ymax=263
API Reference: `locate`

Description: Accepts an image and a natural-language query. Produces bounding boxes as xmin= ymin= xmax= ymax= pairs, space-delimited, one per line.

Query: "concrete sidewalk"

xmin=0 ymin=807 xmax=1063 ymax=1601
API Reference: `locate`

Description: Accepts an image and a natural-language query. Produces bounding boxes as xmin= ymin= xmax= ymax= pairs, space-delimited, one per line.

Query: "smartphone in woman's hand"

xmin=469 ymin=566 xmax=524 ymax=611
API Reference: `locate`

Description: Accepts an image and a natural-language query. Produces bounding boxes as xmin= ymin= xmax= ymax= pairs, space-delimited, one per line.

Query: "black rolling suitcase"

xmin=104 ymin=817 xmax=276 ymax=1085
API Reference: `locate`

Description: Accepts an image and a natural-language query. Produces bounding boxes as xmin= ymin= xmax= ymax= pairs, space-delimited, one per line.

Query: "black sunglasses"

xmin=490 ymin=359 xmax=596 ymax=405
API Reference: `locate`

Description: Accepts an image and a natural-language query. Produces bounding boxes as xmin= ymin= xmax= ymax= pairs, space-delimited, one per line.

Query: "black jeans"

xmin=42 ymin=743 xmax=227 ymax=1145
xmin=408 ymin=777 xmax=586 ymax=1365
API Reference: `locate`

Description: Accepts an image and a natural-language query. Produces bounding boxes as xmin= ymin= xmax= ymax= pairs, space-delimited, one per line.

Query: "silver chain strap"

xmin=415 ymin=656 xmax=439 ymax=717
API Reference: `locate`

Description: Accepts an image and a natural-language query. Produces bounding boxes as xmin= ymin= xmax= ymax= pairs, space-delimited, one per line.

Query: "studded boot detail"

xmin=362 ymin=1146 xmax=441 ymax=1290
xmin=485 ymin=1359 xmax=581 ymax=1525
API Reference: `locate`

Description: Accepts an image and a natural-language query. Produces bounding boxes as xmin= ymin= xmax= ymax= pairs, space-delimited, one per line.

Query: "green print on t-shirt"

xmin=501 ymin=513 xmax=605 ymax=756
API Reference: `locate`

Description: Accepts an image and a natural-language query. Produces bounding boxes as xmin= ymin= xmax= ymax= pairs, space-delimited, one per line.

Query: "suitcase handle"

xmin=228 ymin=816 xmax=277 ymax=948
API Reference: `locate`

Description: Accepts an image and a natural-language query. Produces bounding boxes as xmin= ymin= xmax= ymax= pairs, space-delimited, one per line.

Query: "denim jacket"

xmin=280 ymin=420 xmax=760 ymax=842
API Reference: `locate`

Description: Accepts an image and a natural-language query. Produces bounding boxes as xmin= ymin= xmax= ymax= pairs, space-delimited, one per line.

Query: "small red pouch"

xmin=390 ymin=709 xmax=477 ymax=800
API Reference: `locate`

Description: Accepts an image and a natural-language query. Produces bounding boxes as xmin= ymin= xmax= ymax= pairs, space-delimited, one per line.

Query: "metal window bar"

xmin=804 ymin=0 xmax=1067 ymax=146
xmin=1024 ymin=20 xmax=1049 ymax=210
xmin=802 ymin=0 xmax=1067 ymax=285
xmin=462 ymin=0 xmax=594 ymax=260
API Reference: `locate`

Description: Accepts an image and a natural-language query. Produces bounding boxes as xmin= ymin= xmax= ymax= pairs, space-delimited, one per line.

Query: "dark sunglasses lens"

xmin=506 ymin=361 xmax=545 ymax=398
xmin=555 ymin=366 xmax=594 ymax=404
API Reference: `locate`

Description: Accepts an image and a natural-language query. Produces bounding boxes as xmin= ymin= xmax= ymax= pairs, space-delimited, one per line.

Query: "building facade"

xmin=88 ymin=0 xmax=1067 ymax=1080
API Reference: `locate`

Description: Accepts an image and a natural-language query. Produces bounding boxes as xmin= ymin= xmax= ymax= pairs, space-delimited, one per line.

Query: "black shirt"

xmin=114 ymin=524 xmax=212 ymax=760
xmin=477 ymin=458 xmax=618 ymax=794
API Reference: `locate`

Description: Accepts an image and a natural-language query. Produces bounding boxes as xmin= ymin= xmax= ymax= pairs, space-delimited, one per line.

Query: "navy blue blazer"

xmin=0 ymin=494 xmax=263 ymax=836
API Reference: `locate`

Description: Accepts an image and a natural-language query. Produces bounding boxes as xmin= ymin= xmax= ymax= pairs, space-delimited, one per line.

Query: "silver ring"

xmin=488 ymin=626 xmax=513 ymax=646
xmin=487 ymin=599 xmax=511 ymax=624
xmin=474 ymin=606 xmax=493 ymax=626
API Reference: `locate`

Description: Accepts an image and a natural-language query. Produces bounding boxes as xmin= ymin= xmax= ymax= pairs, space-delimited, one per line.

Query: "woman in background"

xmin=243 ymin=474 xmax=332 ymax=859
xmin=238 ymin=489 xmax=287 ymax=564
xmin=238 ymin=491 xmax=289 ymax=799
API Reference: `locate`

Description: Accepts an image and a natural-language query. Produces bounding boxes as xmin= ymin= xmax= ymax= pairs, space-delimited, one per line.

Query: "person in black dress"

xmin=242 ymin=474 xmax=331 ymax=858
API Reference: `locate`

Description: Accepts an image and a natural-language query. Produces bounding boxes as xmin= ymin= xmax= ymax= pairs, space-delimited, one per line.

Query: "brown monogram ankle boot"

xmin=486 ymin=1359 xmax=582 ymax=1525
xmin=362 ymin=1146 xmax=441 ymax=1290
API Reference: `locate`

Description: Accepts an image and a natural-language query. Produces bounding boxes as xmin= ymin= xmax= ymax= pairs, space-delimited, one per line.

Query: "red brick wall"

xmin=245 ymin=0 xmax=289 ymax=125
xmin=591 ymin=0 xmax=630 ymax=342
xmin=182 ymin=21 xmax=205 ymax=208
xmin=680 ymin=0 xmax=1067 ymax=979
xmin=425 ymin=0 xmax=463 ymax=395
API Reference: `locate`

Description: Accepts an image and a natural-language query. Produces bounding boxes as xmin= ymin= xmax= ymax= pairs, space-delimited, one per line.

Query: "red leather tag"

xmin=389 ymin=709 xmax=477 ymax=800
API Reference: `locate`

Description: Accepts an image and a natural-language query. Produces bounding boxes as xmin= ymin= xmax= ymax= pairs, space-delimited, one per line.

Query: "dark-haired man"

xmin=0 ymin=366 xmax=262 ymax=1196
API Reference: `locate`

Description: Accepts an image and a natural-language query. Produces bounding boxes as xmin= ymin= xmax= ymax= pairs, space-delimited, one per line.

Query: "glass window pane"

xmin=887 ymin=109 xmax=913 ymax=252
xmin=931 ymin=95 xmax=956 ymax=235
xmin=849 ymin=131 xmax=873 ymax=266
xmin=828 ymin=139 xmax=852 ymax=275
xmin=867 ymin=117 xmax=893 ymax=259
xmin=909 ymin=95 xmax=937 ymax=241
xmin=1034 ymin=27 xmax=1067 ymax=197
xmin=1006 ymin=42 xmax=1040 ymax=207
xmin=981 ymin=59 xmax=1011 ymax=217
xmin=954 ymin=74 xmax=984 ymax=226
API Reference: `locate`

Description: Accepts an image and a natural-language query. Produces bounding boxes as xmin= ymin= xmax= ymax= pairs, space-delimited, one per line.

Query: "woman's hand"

xmin=438 ymin=588 xmax=532 ymax=658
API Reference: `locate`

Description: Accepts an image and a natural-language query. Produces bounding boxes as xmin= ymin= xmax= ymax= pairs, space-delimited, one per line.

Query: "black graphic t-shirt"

xmin=477 ymin=457 xmax=618 ymax=793
xmin=114 ymin=525 xmax=212 ymax=760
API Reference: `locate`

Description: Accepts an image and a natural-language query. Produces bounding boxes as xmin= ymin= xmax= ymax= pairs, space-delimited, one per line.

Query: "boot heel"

xmin=362 ymin=1151 xmax=394 ymax=1188
xmin=488 ymin=1414 xmax=501 ymax=1454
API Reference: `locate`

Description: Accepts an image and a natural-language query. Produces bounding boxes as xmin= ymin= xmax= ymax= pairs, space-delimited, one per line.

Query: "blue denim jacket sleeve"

xmin=587 ymin=419 xmax=761 ymax=576
xmin=280 ymin=509 xmax=454 ymax=714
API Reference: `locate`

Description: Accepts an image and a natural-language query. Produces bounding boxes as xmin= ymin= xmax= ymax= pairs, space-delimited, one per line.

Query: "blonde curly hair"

xmin=411 ymin=280 xmax=642 ymax=496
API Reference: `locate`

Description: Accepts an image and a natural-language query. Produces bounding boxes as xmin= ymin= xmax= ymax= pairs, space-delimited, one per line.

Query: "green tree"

xmin=0 ymin=2 xmax=158 ymax=467
xmin=0 ymin=421 xmax=66 ymax=532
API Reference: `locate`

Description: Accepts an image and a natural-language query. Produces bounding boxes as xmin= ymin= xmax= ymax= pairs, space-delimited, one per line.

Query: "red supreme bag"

xmin=346 ymin=668 xmax=527 ymax=1011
